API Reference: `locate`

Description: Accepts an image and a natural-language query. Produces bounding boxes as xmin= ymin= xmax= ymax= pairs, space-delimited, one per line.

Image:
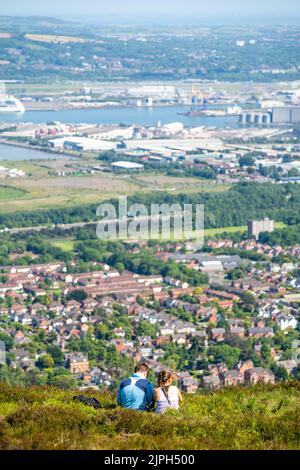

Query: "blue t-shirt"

xmin=117 ymin=373 xmax=155 ymax=411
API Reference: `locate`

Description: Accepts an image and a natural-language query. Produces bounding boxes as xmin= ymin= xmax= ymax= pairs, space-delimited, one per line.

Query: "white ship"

xmin=226 ymin=105 xmax=242 ymax=115
xmin=0 ymin=94 xmax=25 ymax=113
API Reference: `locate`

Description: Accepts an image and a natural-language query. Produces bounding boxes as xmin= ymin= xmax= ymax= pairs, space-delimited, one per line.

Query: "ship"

xmin=0 ymin=94 xmax=25 ymax=113
xmin=178 ymin=106 xmax=242 ymax=118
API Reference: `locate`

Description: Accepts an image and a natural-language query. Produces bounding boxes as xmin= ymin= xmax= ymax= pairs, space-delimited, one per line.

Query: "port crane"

xmin=191 ymin=85 xmax=207 ymax=112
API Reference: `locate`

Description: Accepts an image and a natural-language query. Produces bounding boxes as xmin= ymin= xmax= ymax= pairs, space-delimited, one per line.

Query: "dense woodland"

xmin=2 ymin=182 xmax=300 ymax=229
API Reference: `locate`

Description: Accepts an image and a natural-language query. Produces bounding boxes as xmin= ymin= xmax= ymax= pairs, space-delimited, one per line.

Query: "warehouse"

xmin=272 ymin=107 xmax=300 ymax=124
xmin=49 ymin=137 xmax=116 ymax=151
xmin=111 ymin=161 xmax=144 ymax=171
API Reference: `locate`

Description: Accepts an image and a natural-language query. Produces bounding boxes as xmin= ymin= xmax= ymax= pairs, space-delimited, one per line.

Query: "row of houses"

xmin=203 ymin=361 xmax=275 ymax=390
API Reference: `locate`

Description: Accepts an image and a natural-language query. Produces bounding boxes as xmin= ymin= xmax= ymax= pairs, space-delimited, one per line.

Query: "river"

xmin=0 ymin=105 xmax=239 ymax=161
xmin=0 ymin=105 xmax=239 ymax=128
xmin=0 ymin=143 xmax=75 ymax=161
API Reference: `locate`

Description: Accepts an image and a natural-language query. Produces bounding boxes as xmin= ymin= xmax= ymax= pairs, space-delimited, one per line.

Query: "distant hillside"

xmin=0 ymin=382 xmax=300 ymax=450
xmin=0 ymin=16 xmax=69 ymax=25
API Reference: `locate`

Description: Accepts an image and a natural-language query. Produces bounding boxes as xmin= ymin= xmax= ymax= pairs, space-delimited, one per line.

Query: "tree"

xmin=239 ymin=291 xmax=257 ymax=312
xmin=115 ymin=262 xmax=125 ymax=274
xmin=0 ymin=364 xmax=28 ymax=386
xmin=208 ymin=344 xmax=241 ymax=369
xmin=136 ymin=295 xmax=145 ymax=306
xmin=135 ymin=320 xmax=158 ymax=339
xmin=0 ymin=332 xmax=14 ymax=351
xmin=239 ymin=155 xmax=255 ymax=167
xmin=226 ymin=267 xmax=245 ymax=280
xmin=46 ymin=345 xmax=64 ymax=366
xmin=271 ymin=364 xmax=289 ymax=382
xmin=193 ymin=287 xmax=203 ymax=296
xmin=260 ymin=344 xmax=272 ymax=364
xmin=67 ymin=289 xmax=88 ymax=303
xmin=46 ymin=368 xmax=77 ymax=389
xmin=36 ymin=354 xmax=54 ymax=369
xmin=96 ymin=323 xmax=112 ymax=340
xmin=293 ymin=367 xmax=300 ymax=380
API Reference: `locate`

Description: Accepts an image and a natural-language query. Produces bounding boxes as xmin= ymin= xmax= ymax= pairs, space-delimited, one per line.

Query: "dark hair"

xmin=158 ymin=370 xmax=173 ymax=387
xmin=135 ymin=362 xmax=150 ymax=374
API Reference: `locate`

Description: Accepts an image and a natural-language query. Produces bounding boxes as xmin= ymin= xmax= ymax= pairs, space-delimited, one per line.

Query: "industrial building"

xmin=248 ymin=218 xmax=274 ymax=240
xmin=49 ymin=137 xmax=116 ymax=152
xmin=111 ymin=161 xmax=144 ymax=171
xmin=272 ymin=107 xmax=300 ymax=124
xmin=240 ymin=107 xmax=300 ymax=126
xmin=240 ymin=111 xmax=271 ymax=125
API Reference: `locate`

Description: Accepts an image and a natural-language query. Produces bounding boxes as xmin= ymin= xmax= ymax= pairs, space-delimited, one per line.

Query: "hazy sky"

xmin=1 ymin=0 xmax=299 ymax=18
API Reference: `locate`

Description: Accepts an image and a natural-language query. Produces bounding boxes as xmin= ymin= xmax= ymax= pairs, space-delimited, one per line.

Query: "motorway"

xmin=2 ymin=221 xmax=97 ymax=234
xmin=2 ymin=211 xmax=203 ymax=237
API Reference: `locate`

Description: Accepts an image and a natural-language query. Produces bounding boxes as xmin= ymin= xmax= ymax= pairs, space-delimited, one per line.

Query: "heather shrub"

xmin=1 ymin=382 xmax=299 ymax=450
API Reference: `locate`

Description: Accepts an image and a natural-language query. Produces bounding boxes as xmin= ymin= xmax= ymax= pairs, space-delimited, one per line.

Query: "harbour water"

xmin=0 ymin=105 xmax=239 ymax=128
xmin=0 ymin=105 xmax=239 ymax=161
xmin=0 ymin=143 xmax=74 ymax=161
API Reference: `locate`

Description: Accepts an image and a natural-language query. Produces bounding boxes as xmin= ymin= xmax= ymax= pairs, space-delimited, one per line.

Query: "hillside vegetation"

xmin=0 ymin=382 xmax=300 ymax=450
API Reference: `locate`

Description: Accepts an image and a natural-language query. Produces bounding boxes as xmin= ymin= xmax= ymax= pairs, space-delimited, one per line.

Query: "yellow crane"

xmin=192 ymin=85 xmax=204 ymax=107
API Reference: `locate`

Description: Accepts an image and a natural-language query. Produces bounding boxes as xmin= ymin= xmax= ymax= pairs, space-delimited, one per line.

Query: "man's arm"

xmin=117 ymin=385 xmax=122 ymax=406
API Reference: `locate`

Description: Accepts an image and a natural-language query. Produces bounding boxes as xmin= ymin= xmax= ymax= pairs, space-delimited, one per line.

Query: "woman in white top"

xmin=154 ymin=369 xmax=183 ymax=414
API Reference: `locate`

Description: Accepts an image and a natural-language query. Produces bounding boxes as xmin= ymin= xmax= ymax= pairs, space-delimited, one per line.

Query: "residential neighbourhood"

xmin=0 ymin=231 xmax=299 ymax=392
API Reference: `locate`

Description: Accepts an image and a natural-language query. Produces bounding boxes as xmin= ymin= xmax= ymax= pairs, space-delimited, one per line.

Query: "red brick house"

xmin=244 ymin=367 xmax=275 ymax=385
xmin=237 ymin=360 xmax=254 ymax=376
xmin=211 ymin=328 xmax=226 ymax=342
xmin=220 ymin=370 xmax=244 ymax=387
xmin=67 ymin=353 xmax=89 ymax=374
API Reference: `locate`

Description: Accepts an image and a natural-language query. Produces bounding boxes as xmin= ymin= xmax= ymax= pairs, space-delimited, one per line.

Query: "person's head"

xmin=134 ymin=362 xmax=150 ymax=378
xmin=158 ymin=369 xmax=174 ymax=388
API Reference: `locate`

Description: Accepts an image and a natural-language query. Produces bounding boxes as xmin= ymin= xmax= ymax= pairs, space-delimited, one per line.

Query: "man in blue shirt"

xmin=117 ymin=362 xmax=155 ymax=411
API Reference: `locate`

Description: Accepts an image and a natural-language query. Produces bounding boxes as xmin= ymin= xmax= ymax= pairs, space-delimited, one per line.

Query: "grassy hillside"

xmin=0 ymin=382 xmax=300 ymax=450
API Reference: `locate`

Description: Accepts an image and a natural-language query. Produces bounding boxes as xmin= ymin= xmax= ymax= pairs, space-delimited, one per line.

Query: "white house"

xmin=275 ymin=314 xmax=298 ymax=330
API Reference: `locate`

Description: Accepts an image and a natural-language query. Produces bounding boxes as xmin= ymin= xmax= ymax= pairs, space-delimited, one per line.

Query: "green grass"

xmin=0 ymin=185 xmax=27 ymax=201
xmin=0 ymin=161 xmax=232 ymax=214
xmin=0 ymin=174 xmax=141 ymax=214
xmin=0 ymin=382 xmax=300 ymax=450
xmin=49 ymin=238 xmax=75 ymax=252
xmin=204 ymin=222 xmax=286 ymax=237
xmin=205 ymin=226 xmax=247 ymax=237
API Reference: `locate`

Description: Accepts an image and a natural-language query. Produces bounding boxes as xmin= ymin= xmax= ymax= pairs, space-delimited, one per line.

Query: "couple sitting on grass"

xmin=117 ymin=362 xmax=182 ymax=413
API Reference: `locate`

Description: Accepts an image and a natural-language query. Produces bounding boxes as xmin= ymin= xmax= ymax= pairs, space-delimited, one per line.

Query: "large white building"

xmin=248 ymin=218 xmax=275 ymax=240
xmin=111 ymin=161 xmax=144 ymax=171
xmin=49 ymin=137 xmax=116 ymax=152
xmin=275 ymin=314 xmax=298 ymax=331
xmin=126 ymin=85 xmax=176 ymax=98
xmin=162 ymin=122 xmax=184 ymax=135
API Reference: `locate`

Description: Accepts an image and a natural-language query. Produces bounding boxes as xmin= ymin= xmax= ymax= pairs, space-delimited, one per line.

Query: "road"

xmin=2 ymin=211 xmax=202 ymax=235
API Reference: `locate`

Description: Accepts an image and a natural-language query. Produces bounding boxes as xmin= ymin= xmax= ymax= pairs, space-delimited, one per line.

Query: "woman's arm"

xmin=177 ymin=388 xmax=183 ymax=402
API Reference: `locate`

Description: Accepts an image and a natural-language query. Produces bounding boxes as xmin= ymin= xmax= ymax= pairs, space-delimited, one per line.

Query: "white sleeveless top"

xmin=155 ymin=386 xmax=180 ymax=414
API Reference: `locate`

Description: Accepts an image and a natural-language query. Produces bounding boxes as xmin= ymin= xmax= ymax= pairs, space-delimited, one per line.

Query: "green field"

xmin=0 ymin=163 xmax=230 ymax=214
xmin=50 ymin=238 xmax=75 ymax=252
xmin=0 ymin=173 xmax=140 ymax=214
xmin=0 ymin=185 xmax=27 ymax=201
xmin=0 ymin=382 xmax=299 ymax=450
xmin=134 ymin=175 xmax=231 ymax=194
xmin=47 ymin=223 xmax=287 ymax=248
xmin=204 ymin=222 xmax=286 ymax=237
